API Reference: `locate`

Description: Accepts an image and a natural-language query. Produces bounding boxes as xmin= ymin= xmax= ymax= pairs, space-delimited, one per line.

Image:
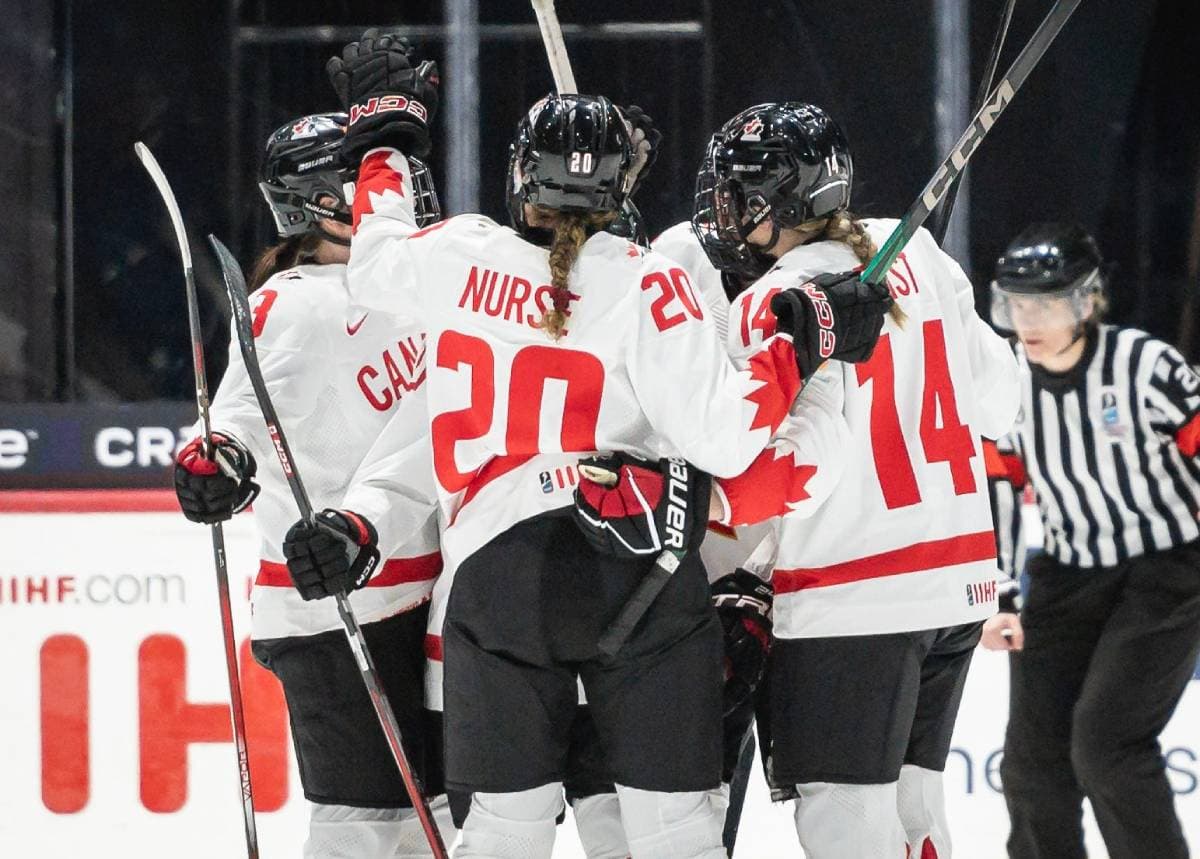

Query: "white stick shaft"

xmin=531 ymin=0 xmax=578 ymax=92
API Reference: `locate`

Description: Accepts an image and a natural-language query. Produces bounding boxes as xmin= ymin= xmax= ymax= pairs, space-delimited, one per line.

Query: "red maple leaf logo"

xmin=352 ymin=150 xmax=406 ymax=232
xmin=719 ymin=446 xmax=818 ymax=526
xmin=743 ymin=337 xmax=801 ymax=433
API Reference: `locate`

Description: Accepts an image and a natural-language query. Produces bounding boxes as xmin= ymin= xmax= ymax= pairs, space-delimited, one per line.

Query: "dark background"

xmin=3 ymin=0 xmax=1197 ymax=403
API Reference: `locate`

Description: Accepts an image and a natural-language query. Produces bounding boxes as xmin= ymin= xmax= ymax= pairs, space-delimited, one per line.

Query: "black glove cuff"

xmin=998 ymin=584 xmax=1023 ymax=614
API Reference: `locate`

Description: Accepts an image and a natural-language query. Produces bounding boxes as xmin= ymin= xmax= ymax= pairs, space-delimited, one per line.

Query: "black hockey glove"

xmin=619 ymin=104 xmax=662 ymax=196
xmin=173 ymin=433 xmax=260 ymax=524
xmin=770 ymin=271 xmax=892 ymax=381
xmin=573 ymin=452 xmax=712 ymax=560
xmin=711 ymin=569 xmax=773 ymax=716
xmin=326 ymin=29 xmax=440 ymax=161
xmin=283 ymin=509 xmax=380 ymax=601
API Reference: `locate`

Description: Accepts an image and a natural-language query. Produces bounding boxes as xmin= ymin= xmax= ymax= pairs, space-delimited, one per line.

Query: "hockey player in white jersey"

xmin=172 ymin=113 xmax=454 ymax=858
xmin=279 ymin=33 xmax=889 ymax=859
xmin=684 ymin=102 xmax=1021 ymax=859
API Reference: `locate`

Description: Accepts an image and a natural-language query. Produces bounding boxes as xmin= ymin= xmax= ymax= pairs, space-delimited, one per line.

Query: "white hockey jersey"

xmin=651 ymin=220 xmax=840 ymax=577
xmin=723 ymin=221 xmax=1020 ymax=638
xmin=342 ymin=147 xmax=811 ymax=576
xmin=207 ymin=262 xmax=440 ymax=640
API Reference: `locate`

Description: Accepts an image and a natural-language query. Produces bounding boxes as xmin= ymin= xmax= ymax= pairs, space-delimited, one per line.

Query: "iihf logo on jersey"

xmin=966 ymin=580 xmax=997 ymax=607
xmin=740 ymin=117 xmax=764 ymax=142
xmin=1098 ymin=387 xmax=1129 ymax=440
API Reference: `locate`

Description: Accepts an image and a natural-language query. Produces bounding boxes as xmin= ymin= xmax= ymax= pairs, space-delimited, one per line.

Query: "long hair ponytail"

xmin=537 ymin=206 xmax=617 ymax=340
xmin=247 ymin=231 xmax=323 ymax=293
xmin=796 ymin=212 xmax=907 ymax=326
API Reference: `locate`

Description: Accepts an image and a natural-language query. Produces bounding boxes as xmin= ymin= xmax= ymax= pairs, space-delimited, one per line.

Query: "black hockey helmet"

xmin=990 ymin=222 xmax=1104 ymax=331
xmin=506 ymin=94 xmax=633 ymax=240
xmin=259 ymin=113 xmax=440 ymax=238
xmin=693 ymin=102 xmax=853 ymax=280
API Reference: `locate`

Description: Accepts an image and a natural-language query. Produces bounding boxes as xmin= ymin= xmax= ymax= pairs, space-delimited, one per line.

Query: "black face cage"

xmin=408 ymin=157 xmax=441 ymax=228
xmin=690 ymin=138 xmax=778 ymax=280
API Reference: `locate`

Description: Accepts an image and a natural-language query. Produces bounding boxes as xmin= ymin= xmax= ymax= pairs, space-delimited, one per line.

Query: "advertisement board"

xmin=1 ymin=495 xmax=1196 ymax=857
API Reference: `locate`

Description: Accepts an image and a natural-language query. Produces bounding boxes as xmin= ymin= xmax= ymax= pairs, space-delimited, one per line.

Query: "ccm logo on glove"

xmin=348 ymin=94 xmax=428 ymax=126
xmin=798 ymin=282 xmax=835 ymax=358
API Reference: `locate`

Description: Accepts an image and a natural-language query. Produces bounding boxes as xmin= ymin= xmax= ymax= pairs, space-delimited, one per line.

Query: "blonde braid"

xmin=537 ymin=206 xmax=617 ymax=340
xmin=801 ymin=212 xmax=907 ymax=326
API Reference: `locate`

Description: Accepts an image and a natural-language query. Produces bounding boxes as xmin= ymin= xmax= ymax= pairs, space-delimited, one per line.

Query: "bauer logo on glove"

xmin=573 ymin=451 xmax=712 ymax=559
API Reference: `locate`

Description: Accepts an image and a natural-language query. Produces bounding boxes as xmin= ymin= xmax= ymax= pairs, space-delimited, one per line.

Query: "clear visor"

xmin=990 ymin=269 xmax=1099 ymax=332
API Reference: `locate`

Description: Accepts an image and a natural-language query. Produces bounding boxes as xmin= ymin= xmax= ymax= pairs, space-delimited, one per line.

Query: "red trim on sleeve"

xmin=1177 ymin=413 xmax=1200 ymax=458
xmin=773 ymin=530 xmax=997 ymax=593
xmin=0 ymin=489 xmax=179 ymax=513
xmin=255 ymin=553 xmax=442 ymax=588
xmin=424 ymin=634 xmax=443 ymax=661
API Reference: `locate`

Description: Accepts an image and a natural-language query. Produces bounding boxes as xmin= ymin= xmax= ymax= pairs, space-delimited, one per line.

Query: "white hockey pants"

xmin=793 ymin=781 xmax=908 ymax=859
xmin=304 ymin=795 xmax=457 ymax=859
xmin=571 ymin=792 xmax=631 ymax=859
xmin=897 ymin=764 xmax=951 ymax=858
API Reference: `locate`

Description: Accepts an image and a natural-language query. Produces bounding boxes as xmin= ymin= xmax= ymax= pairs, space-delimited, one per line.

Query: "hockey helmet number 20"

xmin=506 ymin=94 xmax=634 ymax=240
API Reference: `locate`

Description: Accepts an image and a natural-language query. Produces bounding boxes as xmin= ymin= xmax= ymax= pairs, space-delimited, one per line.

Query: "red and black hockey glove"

xmin=770 ymin=270 xmax=892 ymax=381
xmin=326 ymin=30 xmax=440 ymax=162
xmin=283 ymin=509 xmax=380 ymax=601
xmin=573 ymin=452 xmax=712 ymax=560
xmin=711 ymin=569 xmax=773 ymax=717
xmin=173 ymin=433 xmax=259 ymax=524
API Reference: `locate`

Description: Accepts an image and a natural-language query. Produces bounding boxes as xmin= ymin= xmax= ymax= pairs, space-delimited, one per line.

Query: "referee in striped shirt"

xmin=981 ymin=223 xmax=1200 ymax=859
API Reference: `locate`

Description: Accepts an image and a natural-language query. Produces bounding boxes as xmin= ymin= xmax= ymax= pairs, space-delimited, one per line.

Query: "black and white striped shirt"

xmin=1003 ymin=324 xmax=1200 ymax=570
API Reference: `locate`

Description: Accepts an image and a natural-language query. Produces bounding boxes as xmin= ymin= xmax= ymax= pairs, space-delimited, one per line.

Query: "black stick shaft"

xmin=861 ymin=0 xmax=1082 ymax=284
xmin=134 ymin=143 xmax=259 ymax=859
xmin=930 ymin=0 xmax=1017 ymax=245
xmin=208 ymin=234 xmax=449 ymax=859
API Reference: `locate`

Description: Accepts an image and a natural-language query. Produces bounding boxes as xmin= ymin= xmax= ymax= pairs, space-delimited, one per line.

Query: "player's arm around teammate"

xmin=281 ymin=32 xmax=892 ymax=859
xmin=984 ymin=223 xmax=1200 ymax=859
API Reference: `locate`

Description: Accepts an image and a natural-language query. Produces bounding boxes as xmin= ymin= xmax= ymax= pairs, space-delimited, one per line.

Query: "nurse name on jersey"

xmin=457 ymin=265 xmax=568 ymax=331
xmin=357 ymin=333 xmax=427 ymax=412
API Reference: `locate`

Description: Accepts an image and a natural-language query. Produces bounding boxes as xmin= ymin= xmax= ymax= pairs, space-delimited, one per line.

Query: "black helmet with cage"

xmin=258 ymin=112 xmax=440 ymax=239
xmin=990 ymin=222 xmax=1104 ymax=332
xmin=692 ymin=102 xmax=853 ymax=280
xmin=506 ymin=94 xmax=634 ymax=241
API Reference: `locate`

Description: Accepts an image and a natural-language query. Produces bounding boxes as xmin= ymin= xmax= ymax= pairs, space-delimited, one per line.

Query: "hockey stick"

xmin=531 ymin=0 xmax=578 ymax=92
xmin=929 ymin=0 xmax=1018 ymax=245
xmin=207 ymin=235 xmax=449 ymax=859
xmin=133 ymin=142 xmax=259 ymax=859
xmin=860 ymin=0 xmax=1081 ymax=284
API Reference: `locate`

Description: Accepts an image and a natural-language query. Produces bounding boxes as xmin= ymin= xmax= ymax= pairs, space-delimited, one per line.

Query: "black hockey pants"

xmin=1001 ymin=539 xmax=1200 ymax=859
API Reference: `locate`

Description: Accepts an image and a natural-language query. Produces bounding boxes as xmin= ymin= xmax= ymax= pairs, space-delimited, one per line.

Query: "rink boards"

xmin=0 ymin=497 xmax=1196 ymax=858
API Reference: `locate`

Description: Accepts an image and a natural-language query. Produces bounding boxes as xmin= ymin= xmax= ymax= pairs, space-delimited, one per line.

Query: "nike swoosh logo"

xmin=346 ymin=313 xmax=369 ymax=335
